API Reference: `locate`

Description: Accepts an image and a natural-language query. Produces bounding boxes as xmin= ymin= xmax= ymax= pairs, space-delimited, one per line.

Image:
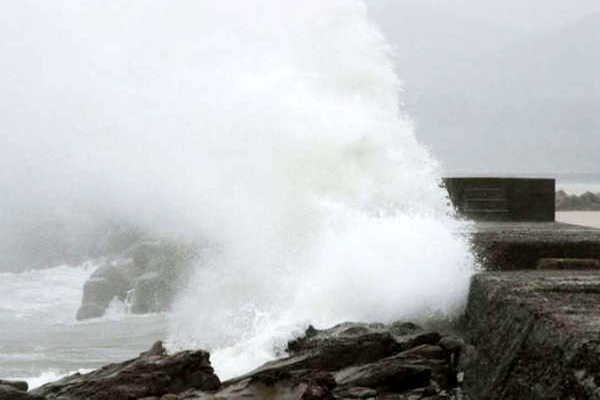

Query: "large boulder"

xmin=130 ymin=271 xmax=171 ymax=314
xmin=32 ymin=321 xmax=467 ymax=399
xmin=0 ymin=380 xmax=43 ymax=400
xmin=76 ymin=239 xmax=197 ymax=320
xmin=0 ymin=384 xmax=44 ymax=400
xmin=0 ymin=380 xmax=28 ymax=391
xmin=76 ymin=263 xmax=132 ymax=320
xmin=31 ymin=341 xmax=220 ymax=400
xmin=186 ymin=321 xmax=465 ymax=399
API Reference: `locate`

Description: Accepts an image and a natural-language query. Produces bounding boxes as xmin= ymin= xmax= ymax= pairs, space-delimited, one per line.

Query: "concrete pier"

xmin=444 ymin=177 xmax=555 ymax=222
xmin=471 ymin=221 xmax=600 ymax=270
xmin=460 ymin=211 xmax=600 ymax=399
xmin=462 ymin=271 xmax=600 ymax=399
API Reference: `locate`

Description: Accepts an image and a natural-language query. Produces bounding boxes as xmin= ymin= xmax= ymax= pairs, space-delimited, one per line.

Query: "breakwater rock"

xmin=77 ymin=240 xmax=197 ymax=320
xmin=461 ymin=270 xmax=600 ymax=399
xmin=30 ymin=341 xmax=220 ymax=400
xmin=31 ymin=322 xmax=466 ymax=399
xmin=0 ymin=380 xmax=43 ymax=400
xmin=470 ymin=221 xmax=600 ymax=271
xmin=201 ymin=321 xmax=466 ymax=400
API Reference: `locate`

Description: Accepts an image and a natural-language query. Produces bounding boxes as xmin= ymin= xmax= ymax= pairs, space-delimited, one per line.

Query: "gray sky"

xmin=367 ymin=0 xmax=600 ymax=174
xmin=414 ymin=0 xmax=600 ymax=31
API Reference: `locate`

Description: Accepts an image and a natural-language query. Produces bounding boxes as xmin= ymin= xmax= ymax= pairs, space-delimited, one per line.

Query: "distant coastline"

xmin=556 ymin=190 xmax=600 ymax=211
xmin=555 ymin=173 xmax=600 ymax=196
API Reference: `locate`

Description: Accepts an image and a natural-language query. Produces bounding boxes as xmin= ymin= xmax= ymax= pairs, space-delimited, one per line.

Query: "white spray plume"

xmin=0 ymin=0 xmax=475 ymax=379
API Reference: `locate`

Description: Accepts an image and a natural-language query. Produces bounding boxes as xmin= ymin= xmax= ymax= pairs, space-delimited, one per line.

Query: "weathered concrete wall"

xmin=444 ymin=177 xmax=555 ymax=222
xmin=471 ymin=222 xmax=600 ymax=270
xmin=461 ymin=271 xmax=600 ymax=399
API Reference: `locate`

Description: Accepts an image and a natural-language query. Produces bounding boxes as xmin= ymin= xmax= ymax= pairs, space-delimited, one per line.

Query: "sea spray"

xmin=0 ymin=0 xmax=475 ymax=380
xmin=159 ymin=0 xmax=476 ymax=379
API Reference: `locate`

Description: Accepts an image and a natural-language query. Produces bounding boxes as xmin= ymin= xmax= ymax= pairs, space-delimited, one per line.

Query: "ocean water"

xmin=0 ymin=263 xmax=167 ymax=388
xmin=0 ymin=0 xmax=475 ymax=387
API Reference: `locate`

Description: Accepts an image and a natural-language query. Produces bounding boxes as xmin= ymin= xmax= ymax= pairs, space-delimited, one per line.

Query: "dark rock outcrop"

xmin=0 ymin=380 xmax=44 ymax=400
xmin=77 ymin=240 xmax=197 ymax=320
xmin=0 ymin=380 xmax=28 ymax=392
xmin=130 ymin=271 xmax=170 ymax=314
xmin=185 ymin=321 xmax=465 ymax=399
xmin=31 ymin=322 xmax=466 ymax=399
xmin=0 ymin=384 xmax=44 ymax=400
xmin=31 ymin=341 xmax=220 ymax=400
xmin=77 ymin=263 xmax=132 ymax=320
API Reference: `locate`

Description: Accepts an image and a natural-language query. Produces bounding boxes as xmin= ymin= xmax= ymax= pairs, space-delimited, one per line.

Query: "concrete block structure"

xmin=443 ymin=177 xmax=555 ymax=222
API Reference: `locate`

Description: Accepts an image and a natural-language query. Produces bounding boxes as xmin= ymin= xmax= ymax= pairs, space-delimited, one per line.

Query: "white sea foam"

xmin=154 ymin=0 xmax=476 ymax=380
xmin=0 ymin=263 xmax=96 ymax=324
xmin=10 ymin=368 xmax=95 ymax=390
xmin=0 ymin=0 xmax=476 ymax=382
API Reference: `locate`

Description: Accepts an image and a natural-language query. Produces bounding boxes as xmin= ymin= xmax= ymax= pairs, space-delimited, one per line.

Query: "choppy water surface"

xmin=0 ymin=0 xmax=476 ymax=386
xmin=0 ymin=264 xmax=167 ymax=388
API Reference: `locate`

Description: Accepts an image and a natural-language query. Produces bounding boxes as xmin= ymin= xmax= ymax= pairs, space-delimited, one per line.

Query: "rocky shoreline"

xmin=5 ymin=221 xmax=600 ymax=399
xmin=1 ymin=321 xmax=469 ymax=400
xmin=6 ymin=271 xmax=600 ymax=399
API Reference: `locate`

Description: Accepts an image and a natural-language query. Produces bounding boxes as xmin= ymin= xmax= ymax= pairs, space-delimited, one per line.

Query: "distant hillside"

xmin=556 ymin=190 xmax=600 ymax=211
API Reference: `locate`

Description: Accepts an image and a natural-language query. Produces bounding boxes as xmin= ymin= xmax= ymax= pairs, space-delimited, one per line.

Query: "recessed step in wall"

xmin=464 ymin=199 xmax=509 ymax=211
xmin=464 ymin=188 xmax=507 ymax=200
xmin=443 ymin=177 xmax=556 ymax=222
xmin=463 ymin=209 xmax=510 ymax=221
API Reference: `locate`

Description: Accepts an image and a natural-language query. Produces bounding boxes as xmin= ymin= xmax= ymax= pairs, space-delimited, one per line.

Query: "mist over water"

xmin=156 ymin=0 xmax=475 ymax=379
xmin=1 ymin=0 xmax=475 ymax=381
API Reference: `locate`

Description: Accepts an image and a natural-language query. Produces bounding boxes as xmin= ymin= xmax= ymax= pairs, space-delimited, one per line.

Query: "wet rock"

xmin=74 ymin=302 xmax=106 ymax=320
xmin=76 ymin=239 xmax=197 ymax=320
xmin=34 ymin=322 xmax=465 ymax=400
xmin=438 ymin=336 xmax=465 ymax=354
xmin=0 ymin=384 xmax=44 ymax=400
xmin=126 ymin=241 xmax=165 ymax=270
xmin=141 ymin=340 xmax=168 ymax=357
xmin=285 ymin=321 xmax=438 ymax=369
xmin=335 ymin=361 xmax=430 ymax=392
xmin=190 ymin=370 xmax=335 ymax=400
xmin=76 ymin=263 xmax=131 ymax=320
xmin=0 ymin=379 xmax=28 ymax=391
xmin=333 ymin=386 xmax=377 ymax=398
xmin=184 ymin=321 xmax=462 ymax=400
xmin=131 ymin=271 xmax=170 ymax=314
xmin=31 ymin=341 xmax=220 ymax=400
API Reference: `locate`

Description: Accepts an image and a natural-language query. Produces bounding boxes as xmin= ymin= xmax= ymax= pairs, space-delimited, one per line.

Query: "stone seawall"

xmin=462 ymin=271 xmax=600 ymax=399
xmin=471 ymin=222 xmax=600 ymax=271
xmin=444 ymin=177 xmax=555 ymax=222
